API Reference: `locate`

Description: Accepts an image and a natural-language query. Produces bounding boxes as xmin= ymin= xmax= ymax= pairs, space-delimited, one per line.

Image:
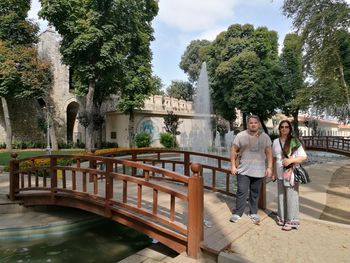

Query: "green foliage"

xmin=159 ymin=132 xmax=176 ymax=148
xmin=205 ymin=24 xmax=281 ymax=122
xmin=135 ymin=132 xmax=152 ymax=148
xmin=166 ymin=80 xmax=194 ymax=101
xmin=279 ymin=33 xmax=305 ymax=113
xmin=0 ymin=0 xmax=39 ymax=45
xmin=282 ymin=0 xmax=350 ymax=116
xmin=163 ymin=111 xmax=182 ymax=136
xmin=0 ymin=41 xmax=51 ymax=99
xmin=180 ymin=39 xmax=211 ymax=83
xmin=149 ymin=75 xmax=165 ymax=95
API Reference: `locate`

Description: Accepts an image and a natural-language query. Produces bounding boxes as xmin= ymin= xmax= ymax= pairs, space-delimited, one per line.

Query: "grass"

xmin=0 ymin=149 xmax=84 ymax=166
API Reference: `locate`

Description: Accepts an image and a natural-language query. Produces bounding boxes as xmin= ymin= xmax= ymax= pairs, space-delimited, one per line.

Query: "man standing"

xmin=230 ymin=115 xmax=272 ymax=224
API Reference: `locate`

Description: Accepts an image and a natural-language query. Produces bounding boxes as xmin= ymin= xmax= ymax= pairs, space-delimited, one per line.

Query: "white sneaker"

xmin=229 ymin=214 xmax=241 ymax=223
xmin=249 ymin=214 xmax=260 ymax=225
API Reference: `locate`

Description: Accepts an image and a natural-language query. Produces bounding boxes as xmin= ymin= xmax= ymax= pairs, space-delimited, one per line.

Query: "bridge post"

xmin=105 ymin=160 xmax=113 ymax=217
xmin=187 ymin=162 xmax=203 ymax=259
xmin=9 ymin=153 xmax=19 ymax=201
xmin=131 ymin=152 xmax=137 ymax=176
xmin=258 ymin=178 xmax=266 ymax=210
xmin=50 ymin=156 xmax=57 ymax=202
xmin=184 ymin=152 xmax=190 ymax=176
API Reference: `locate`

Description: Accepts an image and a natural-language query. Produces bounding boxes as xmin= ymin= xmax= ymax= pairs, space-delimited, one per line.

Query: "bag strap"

xmin=279 ymin=138 xmax=289 ymax=158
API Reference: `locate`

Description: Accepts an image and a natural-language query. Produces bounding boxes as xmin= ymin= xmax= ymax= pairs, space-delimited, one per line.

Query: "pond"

xmin=0 ymin=220 xmax=153 ymax=263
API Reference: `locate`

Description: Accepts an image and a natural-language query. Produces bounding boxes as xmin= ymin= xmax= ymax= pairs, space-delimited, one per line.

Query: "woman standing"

xmin=272 ymin=120 xmax=307 ymax=231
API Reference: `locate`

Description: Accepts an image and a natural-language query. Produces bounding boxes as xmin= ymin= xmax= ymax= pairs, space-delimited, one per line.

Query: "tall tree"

xmin=0 ymin=0 xmax=51 ymax=151
xmin=282 ymin=0 xmax=350 ymax=120
xmin=179 ymin=39 xmax=211 ymax=84
xmin=279 ymin=33 xmax=305 ymax=134
xmin=39 ymin=0 xmax=158 ymax=148
xmin=208 ymin=24 xmax=282 ymax=131
xmin=166 ymin=80 xmax=194 ymax=101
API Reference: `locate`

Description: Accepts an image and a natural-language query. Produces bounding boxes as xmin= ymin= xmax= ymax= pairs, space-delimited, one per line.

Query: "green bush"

xmin=160 ymin=132 xmax=176 ymax=148
xmin=135 ymin=132 xmax=152 ymax=148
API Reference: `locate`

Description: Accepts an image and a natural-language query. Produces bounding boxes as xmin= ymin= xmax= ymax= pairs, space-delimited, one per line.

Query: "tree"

xmin=39 ymin=0 xmax=158 ymax=149
xmin=207 ymin=24 xmax=282 ymax=131
xmin=149 ymin=75 xmax=165 ymax=96
xmin=279 ymin=33 xmax=305 ymax=135
xmin=166 ymin=80 xmax=194 ymax=101
xmin=0 ymin=0 xmax=39 ymax=45
xmin=163 ymin=111 xmax=182 ymax=148
xmin=180 ymin=39 xmax=211 ymax=83
xmin=282 ymin=0 xmax=350 ymax=120
xmin=0 ymin=1 xmax=51 ymax=151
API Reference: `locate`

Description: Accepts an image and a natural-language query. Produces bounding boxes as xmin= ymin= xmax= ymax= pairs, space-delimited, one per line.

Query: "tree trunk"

xmin=258 ymin=114 xmax=268 ymax=134
xmin=242 ymin=112 xmax=247 ymax=130
xmin=85 ymin=79 xmax=95 ymax=150
xmin=128 ymin=109 xmax=135 ymax=148
xmin=292 ymin=110 xmax=299 ymax=137
xmin=1 ymin=97 xmax=12 ymax=151
xmin=50 ymin=120 xmax=58 ymax=151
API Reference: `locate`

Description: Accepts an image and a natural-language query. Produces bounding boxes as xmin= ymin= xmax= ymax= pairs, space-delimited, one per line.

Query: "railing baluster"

xmin=62 ymin=170 xmax=66 ymax=189
xmin=72 ymin=170 xmax=76 ymax=190
xmin=137 ymin=184 xmax=142 ymax=208
xmin=170 ymin=195 xmax=175 ymax=221
xmin=123 ymin=180 xmax=127 ymax=203
xmin=153 ymin=189 xmax=158 ymax=214
xmin=83 ymin=172 xmax=87 ymax=192
xmin=212 ymin=169 xmax=216 ymax=189
xmin=28 ymin=172 xmax=31 ymax=188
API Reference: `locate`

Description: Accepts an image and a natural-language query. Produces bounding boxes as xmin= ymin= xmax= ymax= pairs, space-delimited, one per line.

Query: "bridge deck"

xmin=20 ymin=173 xmax=267 ymax=255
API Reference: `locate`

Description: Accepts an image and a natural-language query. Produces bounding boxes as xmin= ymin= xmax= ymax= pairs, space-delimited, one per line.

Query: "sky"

xmin=28 ymin=0 xmax=298 ymax=87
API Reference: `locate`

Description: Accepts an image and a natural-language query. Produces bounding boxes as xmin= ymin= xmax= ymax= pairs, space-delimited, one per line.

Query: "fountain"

xmin=191 ymin=62 xmax=212 ymax=153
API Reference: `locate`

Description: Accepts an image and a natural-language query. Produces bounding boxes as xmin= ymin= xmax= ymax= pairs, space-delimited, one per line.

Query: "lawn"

xmin=0 ymin=149 xmax=84 ymax=166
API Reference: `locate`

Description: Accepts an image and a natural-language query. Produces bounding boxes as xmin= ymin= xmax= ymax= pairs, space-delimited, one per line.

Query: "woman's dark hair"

xmin=278 ymin=120 xmax=298 ymax=156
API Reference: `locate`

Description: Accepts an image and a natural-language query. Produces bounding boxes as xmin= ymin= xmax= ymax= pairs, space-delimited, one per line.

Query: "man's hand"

xmin=265 ymin=167 xmax=272 ymax=177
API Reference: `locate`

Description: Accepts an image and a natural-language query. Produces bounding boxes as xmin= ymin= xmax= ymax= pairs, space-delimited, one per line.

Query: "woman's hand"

xmin=231 ymin=166 xmax=237 ymax=176
xmin=282 ymin=158 xmax=293 ymax=167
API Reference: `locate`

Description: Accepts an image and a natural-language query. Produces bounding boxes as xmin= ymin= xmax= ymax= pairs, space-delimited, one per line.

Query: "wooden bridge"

xmin=9 ymin=149 xmax=261 ymax=259
xmin=301 ymin=136 xmax=350 ymax=157
xmin=8 ymin=137 xmax=349 ymax=259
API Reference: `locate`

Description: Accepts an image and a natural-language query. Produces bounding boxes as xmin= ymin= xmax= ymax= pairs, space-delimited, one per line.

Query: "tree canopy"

xmin=179 ymin=39 xmax=211 ymax=83
xmin=207 ymin=24 xmax=282 ymax=128
xmin=166 ymin=80 xmax=194 ymax=101
xmin=0 ymin=0 xmax=51 ymax=150
xmin=0 ymin=0 xmax=39 ymax=45
xmin=39 ymin=0 xmax=159 ymax=148
xmin=283 ymin=0 xmax=350 ymax=119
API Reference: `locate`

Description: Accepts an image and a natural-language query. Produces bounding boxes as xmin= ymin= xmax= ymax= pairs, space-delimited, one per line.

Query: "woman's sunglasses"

xmin=280 ymin=125 xmax=290 ymax=129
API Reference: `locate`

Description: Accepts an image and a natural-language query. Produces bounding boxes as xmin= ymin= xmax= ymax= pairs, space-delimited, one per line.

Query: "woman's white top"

xmin=272 ymin=138 xmax=307 ymax=180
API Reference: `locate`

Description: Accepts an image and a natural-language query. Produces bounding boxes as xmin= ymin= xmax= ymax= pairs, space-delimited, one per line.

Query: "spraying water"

xmin=191 ymin=62 xmax=212 ymax=152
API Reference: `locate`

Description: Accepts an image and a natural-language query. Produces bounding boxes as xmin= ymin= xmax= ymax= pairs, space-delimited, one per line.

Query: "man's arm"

xmin=230 ymin=144 xmax=239 ymax=176
xmin=265 ymin=146 xmax=273 ymax=177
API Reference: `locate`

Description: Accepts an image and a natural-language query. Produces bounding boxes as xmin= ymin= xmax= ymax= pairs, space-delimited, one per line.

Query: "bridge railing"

xmin=94 ymin=148 xmax=234 ymax=194
xmin=8 ymin=152 xmax=204 ymax=258
xmin=93 ymin=148 xmax=266 ymax=209
xmin=301 ymin=136 xmax=350 ymax=155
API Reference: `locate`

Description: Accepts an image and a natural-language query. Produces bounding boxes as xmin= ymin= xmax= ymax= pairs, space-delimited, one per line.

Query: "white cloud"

xmin=196 ymin=26 xmax=228 ymax=41
xmin=158 ymin=0 xmax=236 ymax=31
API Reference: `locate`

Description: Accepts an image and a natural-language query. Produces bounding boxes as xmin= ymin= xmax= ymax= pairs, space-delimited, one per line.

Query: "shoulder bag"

xmin=279 ymin=139 xmax=310 ymax=184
